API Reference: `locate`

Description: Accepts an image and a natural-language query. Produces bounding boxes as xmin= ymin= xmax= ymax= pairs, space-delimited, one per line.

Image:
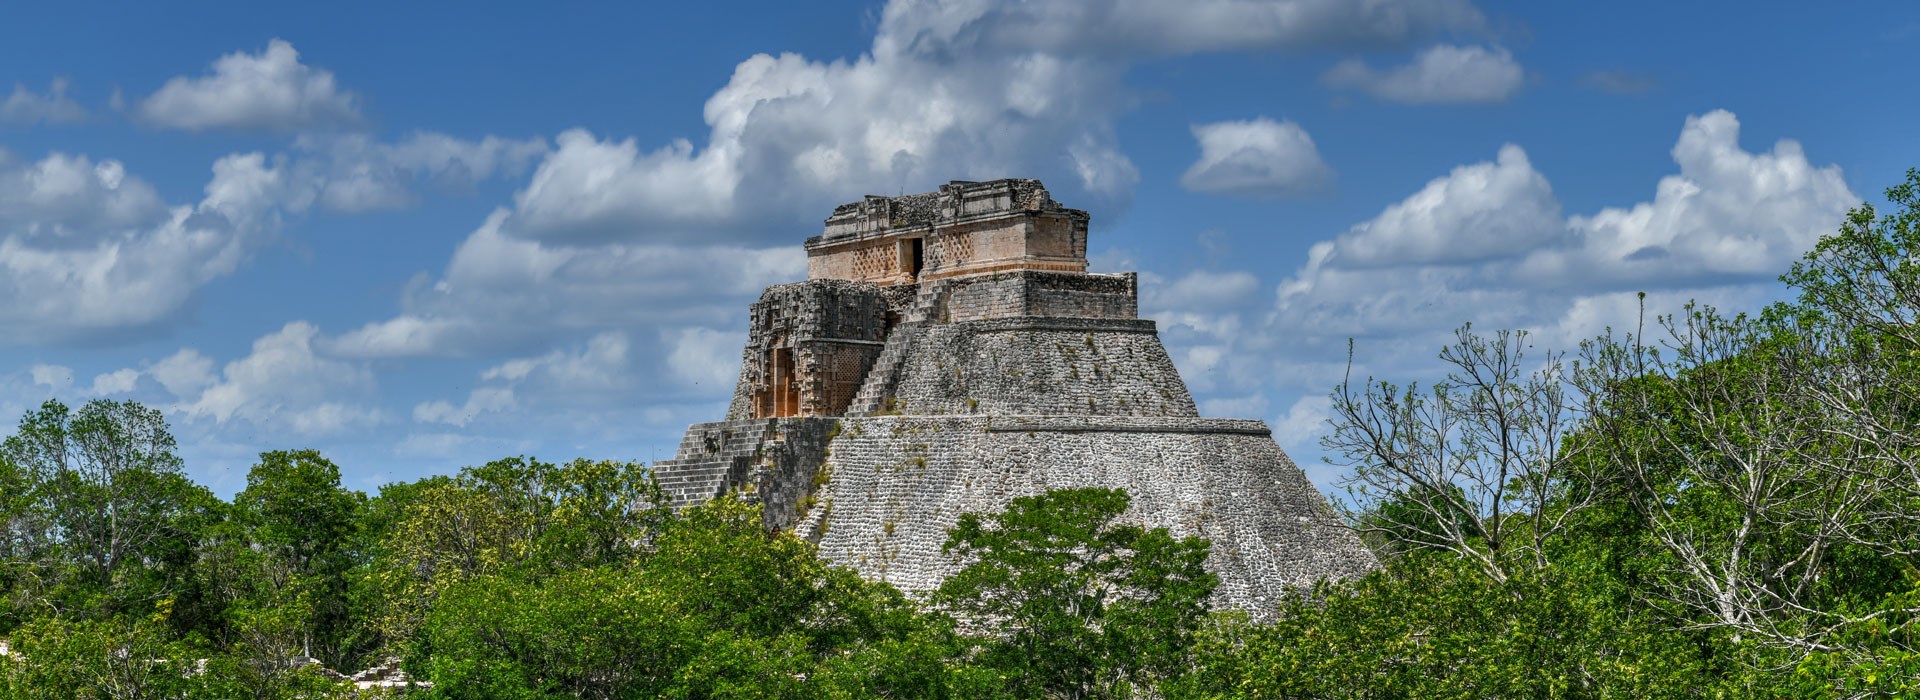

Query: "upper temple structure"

xmin=652 ymin=178 xmax=1375 ymax=617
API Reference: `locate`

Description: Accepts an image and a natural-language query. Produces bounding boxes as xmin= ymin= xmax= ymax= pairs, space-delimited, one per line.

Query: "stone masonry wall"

xmin=940 ymin=270 xmax=1137 ymax=322
xmin=877 ymin=318 xmax=1199 ymax=417
xmin=795 ymin=416 xmax=1378 ymax=618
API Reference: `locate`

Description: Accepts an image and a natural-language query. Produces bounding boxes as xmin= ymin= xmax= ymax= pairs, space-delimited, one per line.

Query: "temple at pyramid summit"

xmin=652 ymin=178 xmax=1375 ymax=616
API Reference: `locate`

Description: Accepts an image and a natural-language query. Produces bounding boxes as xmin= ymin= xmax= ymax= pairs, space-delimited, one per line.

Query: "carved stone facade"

xmin=653 ymin=178 xmax=1376 ymax=618
xmin=805 ymin=179 xmax=1089 ymax=285
xmin=724 ymin=280 xmax=891 ymax=419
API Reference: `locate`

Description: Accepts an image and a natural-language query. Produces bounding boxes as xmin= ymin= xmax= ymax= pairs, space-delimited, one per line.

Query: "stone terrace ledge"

xmin=980 ymin=416 xmax=1273 ymax=435
xmin=959 ymin=317 xmax=1158 ymax=334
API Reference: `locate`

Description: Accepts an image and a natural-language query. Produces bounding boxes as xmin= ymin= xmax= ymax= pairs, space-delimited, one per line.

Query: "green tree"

xmin=934 ymin=487 xmax=1217 ymax=699
xmin=1169 ymin=552 xmax=1735 ymax=699
xmin=0 ymin=615 xmax=357 ymax=700
xmin=225 ymin=450 xmax=366 ymax=668
xmin=419 ymin=496 xmax=976 ymax=699
xmin=0 ymin=616 xmax=193 ymax=700
xmin=1326 ymin=326 xmax=1585 ymax=583
xmin=1 ymin=400 xmax=215 ymax=627
xmin=364 ymin=457 xmax=667 ymax=654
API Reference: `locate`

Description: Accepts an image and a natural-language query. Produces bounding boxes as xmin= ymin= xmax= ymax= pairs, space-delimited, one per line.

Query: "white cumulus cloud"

xmin=148 ymin=349 xmax=217 ymax=399
xmin=88 ymin=368 xmax=141 ymax=396
xmin=176 ymin=322 xmax=381 ymax=436
xmin=138 ymin=39 xmax=361 ymax=132
xmin=1268 ymin=109 xmax=1855 ymax=372
xmin=0 ymin=151 xmax=289 ymax=343
xmin=1517 ymin=110 xmax=1860 ymax=288
xmin=0 ymin=151 xmax=169 ymax=240
xmin=1181 ymin=118 xmax=1333 ymax=197
xmin=497 ymin=0 xmax=1486 ymax=245
xmin=1327 ymin=144 xmax=1562 ymax=268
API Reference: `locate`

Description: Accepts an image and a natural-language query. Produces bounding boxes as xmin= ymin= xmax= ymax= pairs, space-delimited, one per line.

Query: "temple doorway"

xmin=769 ymin=347 xmax=798 ymax=417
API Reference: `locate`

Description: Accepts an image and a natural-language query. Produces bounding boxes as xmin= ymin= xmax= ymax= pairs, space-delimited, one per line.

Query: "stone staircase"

xmin=904 ymin=278 xmax=951 ymax=323
xmin=846 ymin=281 xmax=949 ymax=416
xmin=651 ymin=419 xmax=779 ymax=510
xmin=847 ymin=323 xmax=926 ymax=415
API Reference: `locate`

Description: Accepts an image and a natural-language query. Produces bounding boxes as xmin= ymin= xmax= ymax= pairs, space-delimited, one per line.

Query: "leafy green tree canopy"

xmin=936 ymin=487 xmax=1217 ymax=699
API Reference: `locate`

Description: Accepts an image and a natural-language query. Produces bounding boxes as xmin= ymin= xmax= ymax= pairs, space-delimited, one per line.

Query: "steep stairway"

xmin=846 ymin=280 xmax=949 ymax=415
xmin=651 ymin=419 xmax=778 ymax=510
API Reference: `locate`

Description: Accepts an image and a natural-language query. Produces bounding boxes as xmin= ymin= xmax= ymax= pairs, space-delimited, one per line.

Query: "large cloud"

xmin=138 ymin=39 xmax=361 ymax=132
xmin=1518 ymin=110 xmax=1859 ymax=288
xmin=1238 ymin=109 xmax=1854 ymax=378
xmin=498 ymin=0 xmax=1486 ymax=245
xmin=1324 ymin=144 xmax=1561 ymax=267
xmin=1132 ymin=111 xmax=1857 ymax=479
xmin=1322 ymin=44 xmax=1523 ymax=103
xmin=0 ymin=124 xmax=543 ymax=345
xmin=173 ymin=322 xmax=382 ymax=437
xmin=1181 ymin=118 xmax=1334 ymax=197
xmin=1276 ymin=111 xmax=1853 ymax=338
xmin=0 ymin=151 xmax=284 ymax=343
xmin=338 ymin=0 xmax=1487 ymax=363
xmin=0 ymin=151 xmax=169 ymax=239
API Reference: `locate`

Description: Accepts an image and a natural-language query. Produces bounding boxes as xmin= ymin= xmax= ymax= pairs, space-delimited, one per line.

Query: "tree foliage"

xmin=936 ymin=487 xmax=1217 ymax=699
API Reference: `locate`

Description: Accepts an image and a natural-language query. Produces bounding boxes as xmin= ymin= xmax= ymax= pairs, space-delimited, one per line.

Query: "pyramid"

xmin=653 ymin=179 xmax=1375 ymax=616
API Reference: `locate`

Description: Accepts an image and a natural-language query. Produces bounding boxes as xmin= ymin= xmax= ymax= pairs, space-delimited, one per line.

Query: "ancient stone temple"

xmin=652 ymin=178 xmax=1375 ymax=616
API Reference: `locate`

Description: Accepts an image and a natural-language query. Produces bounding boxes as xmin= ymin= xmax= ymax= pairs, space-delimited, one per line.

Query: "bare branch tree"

xmin=1576 ymin=298 xmax=1920 ymax=663
xmin=1325 ymin=325 xmax=1586 ymax=583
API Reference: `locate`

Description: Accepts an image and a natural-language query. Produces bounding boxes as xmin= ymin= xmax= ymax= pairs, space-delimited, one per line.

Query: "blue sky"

xmin=2 ymin=0 xmax=1914 ymax=496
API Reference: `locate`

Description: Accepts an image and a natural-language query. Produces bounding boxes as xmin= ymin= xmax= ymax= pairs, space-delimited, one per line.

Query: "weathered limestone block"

xmin=940 ymin=270 xmax=1138 ymax=322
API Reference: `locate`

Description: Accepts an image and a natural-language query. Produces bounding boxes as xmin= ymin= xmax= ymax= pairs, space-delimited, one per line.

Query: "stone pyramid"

xmin=653 ymin=179 xmax=1375 ymax=616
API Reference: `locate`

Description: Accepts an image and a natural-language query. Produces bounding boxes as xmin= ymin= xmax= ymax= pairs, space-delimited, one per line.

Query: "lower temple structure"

xmin=652 ymin=179 xmax=1375 ymax=617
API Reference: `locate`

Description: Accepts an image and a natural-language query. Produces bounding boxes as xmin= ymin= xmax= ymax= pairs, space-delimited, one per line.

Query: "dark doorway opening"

xmin=909 ymin=238 xmax=925 ymax=279
xmin=772 ymin=348 xmax=798 ymax=417
xmin=759 ymin=347 xmax=800 ymax=418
